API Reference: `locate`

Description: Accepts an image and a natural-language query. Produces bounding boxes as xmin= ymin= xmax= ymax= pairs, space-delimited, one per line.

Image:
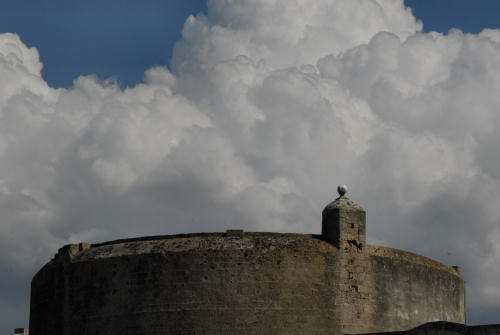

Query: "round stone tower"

xmin=29 ymin=187 xmax=465 ymax=335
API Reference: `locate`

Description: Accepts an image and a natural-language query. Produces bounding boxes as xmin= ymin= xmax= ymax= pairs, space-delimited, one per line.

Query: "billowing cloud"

xmin=1 ymin=0 xmax=500 ymax=327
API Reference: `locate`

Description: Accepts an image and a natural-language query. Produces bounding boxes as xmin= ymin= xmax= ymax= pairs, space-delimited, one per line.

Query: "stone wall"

xmin=31 ymin=233 xmax=341 ymax=334
xmin=368 ymin=248 xmax=465 ymax=332
xmin=29 ymin=233 xmax=465 ymax=335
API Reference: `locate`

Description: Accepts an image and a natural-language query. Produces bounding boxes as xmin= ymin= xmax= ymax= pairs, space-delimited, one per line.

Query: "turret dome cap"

xmin=323 ymin=185 xmax=364 ymax=211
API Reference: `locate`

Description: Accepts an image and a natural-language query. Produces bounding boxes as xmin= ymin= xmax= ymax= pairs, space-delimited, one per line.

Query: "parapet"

xmin=52 ymin=242 xmax=91 ymax=262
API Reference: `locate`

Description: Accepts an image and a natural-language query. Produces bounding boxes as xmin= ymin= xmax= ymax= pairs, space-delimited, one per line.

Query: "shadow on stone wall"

xmin=350 ymin=321 xmax=500 ymax=335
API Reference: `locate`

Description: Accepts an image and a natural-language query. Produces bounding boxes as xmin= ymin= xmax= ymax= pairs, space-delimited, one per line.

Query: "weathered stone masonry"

xmin=29 ymin=192 xmax=465 ymax=335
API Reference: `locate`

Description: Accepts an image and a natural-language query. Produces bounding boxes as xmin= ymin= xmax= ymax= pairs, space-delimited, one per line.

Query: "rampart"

xmin=29 ymin=190 xmax=466 ymax=335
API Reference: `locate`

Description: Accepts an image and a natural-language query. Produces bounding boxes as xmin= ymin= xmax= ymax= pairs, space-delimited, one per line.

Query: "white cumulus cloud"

xmin=1 ymin=0 xmax=500 ymax=325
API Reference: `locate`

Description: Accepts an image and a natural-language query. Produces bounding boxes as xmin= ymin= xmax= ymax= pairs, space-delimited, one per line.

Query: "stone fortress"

xmin=27 ymin=186 xmax=499 ymax=334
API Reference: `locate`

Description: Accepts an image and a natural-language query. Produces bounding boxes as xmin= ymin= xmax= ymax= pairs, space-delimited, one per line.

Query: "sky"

xmin=0 ymin=0 xmax=499 ymax=88
xmin=1 ymin=0 xmax=500 ymax=332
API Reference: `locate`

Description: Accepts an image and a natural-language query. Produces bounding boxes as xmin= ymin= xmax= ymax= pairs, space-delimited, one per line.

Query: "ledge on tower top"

xmin=323 ymin=196 xmax=364 ymax=212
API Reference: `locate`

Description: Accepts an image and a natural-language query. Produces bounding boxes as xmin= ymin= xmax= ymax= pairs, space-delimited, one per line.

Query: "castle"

xmin=26 ymin=186 xmax=498 ymax=334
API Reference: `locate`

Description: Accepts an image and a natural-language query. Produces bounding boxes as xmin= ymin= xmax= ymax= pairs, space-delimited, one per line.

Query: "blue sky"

xmin=406 ymin=0 xmax=500 ymax=34
xmin=0 ymin=0 xmax=206 ymax=88
xmin=2 ymin=0 xmax=500 ymax=333
xmin=0 ymin=0 xmax=499 ymax=88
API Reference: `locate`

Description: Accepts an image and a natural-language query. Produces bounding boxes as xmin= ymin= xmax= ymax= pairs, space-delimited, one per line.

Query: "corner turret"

xmin=321 ymin=185 xmax=366 ymax=251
